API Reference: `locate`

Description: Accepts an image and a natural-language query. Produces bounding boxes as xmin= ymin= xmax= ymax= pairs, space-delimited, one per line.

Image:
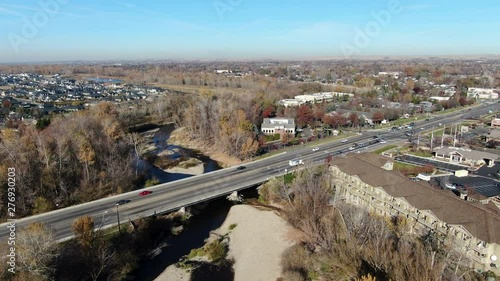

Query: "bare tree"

xmin=17 ymin=222 xmax=59 ymax=280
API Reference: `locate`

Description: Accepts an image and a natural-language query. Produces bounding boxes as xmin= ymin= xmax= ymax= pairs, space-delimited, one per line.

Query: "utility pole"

xmin=116 ymin=204 xmax=121 ymax=233
xmin=441 ymin=124 xmax=445 ymax=148
xmin=453 ymin=124 xmax=458 ymax=147
xmin=430 ymin=126 xmax=434 ymax=151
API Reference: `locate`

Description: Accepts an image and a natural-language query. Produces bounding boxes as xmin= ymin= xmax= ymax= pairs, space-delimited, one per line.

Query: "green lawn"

xmin=393 ymin=161 xmax=421 ymax=170
xmin=408 ymin=150 xmax=433 ymax=157
xmin=374 ymin=145 xmax=398 ymax=154
xmin=430 ymin=128 xmax=444 ymax=137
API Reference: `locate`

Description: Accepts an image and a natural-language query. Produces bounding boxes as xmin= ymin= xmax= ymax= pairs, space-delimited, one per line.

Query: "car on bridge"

xmin=139 ymin=191 xmax=153 ymax=196
xmin=116 ymin=199 xmax=131 ymax=205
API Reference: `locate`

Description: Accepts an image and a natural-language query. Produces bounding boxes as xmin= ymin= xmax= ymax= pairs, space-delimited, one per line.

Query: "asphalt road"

xmin=0 ymin=102 xmax=497 ymax=242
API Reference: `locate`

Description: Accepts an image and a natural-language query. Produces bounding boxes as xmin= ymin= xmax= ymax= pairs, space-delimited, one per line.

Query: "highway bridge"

xmin=0 ymin=102 xmax=497 ymax=242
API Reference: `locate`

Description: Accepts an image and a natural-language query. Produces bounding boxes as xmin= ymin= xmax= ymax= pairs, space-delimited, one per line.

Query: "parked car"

xmin=139 ymin=191 xmax=153 ymax=196
xmin=445 ymin=183 xmax=457 ymax=189
xmin=116 ymin=199 xmax=131 ymax=205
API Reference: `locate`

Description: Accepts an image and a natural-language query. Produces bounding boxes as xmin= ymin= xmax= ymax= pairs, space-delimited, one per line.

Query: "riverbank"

xmin=154 ymin=204 xmax=293 ymax=281
xmin=164 ymin=158 xmax=205 ymax=176
xmin=168 ymin=127 xmax=242 ymax=168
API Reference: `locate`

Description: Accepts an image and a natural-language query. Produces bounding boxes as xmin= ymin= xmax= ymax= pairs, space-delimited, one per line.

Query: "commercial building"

xmin=277 ymin=92 xmax=353 ymax=107
xmin=260 ymin=118 xmax=296 ymax=135
xmin=330 ymin=153 xmax=500 ymax=274
xmin=467 ymin=88 xmax=499 ymax=100
xmin=432 ymin=147 xmax=499 ymax=168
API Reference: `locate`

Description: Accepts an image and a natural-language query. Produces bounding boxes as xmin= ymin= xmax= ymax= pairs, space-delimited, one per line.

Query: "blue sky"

xmin=0 ymin=0 xmax=499 ymax=62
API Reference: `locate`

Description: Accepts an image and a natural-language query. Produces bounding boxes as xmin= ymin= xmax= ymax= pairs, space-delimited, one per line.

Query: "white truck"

xmin=289 ymin=159 xmax=304 ymax=166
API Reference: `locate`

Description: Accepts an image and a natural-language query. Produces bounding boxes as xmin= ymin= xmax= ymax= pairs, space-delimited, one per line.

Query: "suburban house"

xmin=492 ymin=117 xmax=500 ymax=129
xmin=483 ymin=129 xmax=500 ymax=143
xmin=261 ymin=118 xmax=296 ymax=135
xmin=330 ymin=153 xmax=500 ymax=274
xmin=419 ymin=101 xmax=434 ymax=112
xmin=335 ymin=109 xmax=374 ymax=125
xmin=467 ymin=88 xmax=499 ymax=100
xmin=432 ymin=147 xmax=499 ymax=168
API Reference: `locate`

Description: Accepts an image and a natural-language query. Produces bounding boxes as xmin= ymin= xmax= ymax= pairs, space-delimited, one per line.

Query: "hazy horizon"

xmin=1 ymin=0 xmax=499 ymax=63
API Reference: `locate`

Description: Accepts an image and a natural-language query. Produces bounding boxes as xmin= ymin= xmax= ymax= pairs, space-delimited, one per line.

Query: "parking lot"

xmin=394 ymin=155 xmax=468 ymax=172
xmin=448 ymin=175 xmax=500 ymax=198
xmin=475 ymin=161 xmax=500 ymax=180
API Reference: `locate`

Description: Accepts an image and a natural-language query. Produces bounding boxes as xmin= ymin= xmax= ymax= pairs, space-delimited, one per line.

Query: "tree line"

xmin=0 ymin=103 xmax=137 ymax=218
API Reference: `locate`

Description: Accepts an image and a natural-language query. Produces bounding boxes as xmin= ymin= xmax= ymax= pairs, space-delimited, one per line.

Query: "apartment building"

xmin=329 ymin=153 xmax=500 ymax=274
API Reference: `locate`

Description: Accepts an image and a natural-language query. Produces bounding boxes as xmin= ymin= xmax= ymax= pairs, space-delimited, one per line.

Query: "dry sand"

xmin=164 ymin=163 xmax=204 ymax=176
xmin=220 ymin=205 xmax=294 ymax=281
xmin=154 ymin=205 xmax=293 ymax=281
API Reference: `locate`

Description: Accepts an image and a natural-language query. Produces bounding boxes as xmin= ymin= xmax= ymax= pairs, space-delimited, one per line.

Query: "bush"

xmin=188 ymin=247 xmax=205 ymax=259
xmin=145 ymin=177 xmax=160 ymax=187
xmin=33 ymin=196 xmax=54 ymax=214
xmin=205 ymin=240 xmax=227 ymax=263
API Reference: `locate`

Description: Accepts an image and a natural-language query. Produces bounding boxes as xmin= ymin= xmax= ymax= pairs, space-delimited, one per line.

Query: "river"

xmin=135 ymin=124 xmax=222 ymax=183
xmin=131 ymin=124 xmax=255 ymax=281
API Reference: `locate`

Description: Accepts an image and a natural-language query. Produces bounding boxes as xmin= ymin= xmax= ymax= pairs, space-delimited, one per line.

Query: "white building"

xmin=467 ymin=88 xmax=498 ymax=100
xmin=376 ymin=71 xmax=400 ymax=78
xmin=261 ymin=118 xmax=296 ymax=135
xmin=277 ymin=92 xmax=353 ymax=107
xmin=277 ymin=99 xmax=305 ymax=108
xmin=429 ymin=96 xmax=451 ymax=102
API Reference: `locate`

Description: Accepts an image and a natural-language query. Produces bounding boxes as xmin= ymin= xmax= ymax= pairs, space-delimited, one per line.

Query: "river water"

xmin=135 ymin=124 xmax=222 ymax=183
xmin=131 ymin=124 xmax=254 ymax=281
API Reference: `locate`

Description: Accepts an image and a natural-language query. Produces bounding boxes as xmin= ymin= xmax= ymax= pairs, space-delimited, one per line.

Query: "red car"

xmin=139 ymin=190 xmax=153 ymax=196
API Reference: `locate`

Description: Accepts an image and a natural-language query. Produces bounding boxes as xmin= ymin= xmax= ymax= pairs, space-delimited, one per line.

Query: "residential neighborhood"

xmin=0 ymin=73 xmax=164 ymax=128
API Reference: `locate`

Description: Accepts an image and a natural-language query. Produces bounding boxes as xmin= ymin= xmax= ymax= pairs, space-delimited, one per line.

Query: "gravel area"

xmin=216 ymin=205 xmax=294 ymax=281
xmin=154 ymin=205 xmax=293 ymax=281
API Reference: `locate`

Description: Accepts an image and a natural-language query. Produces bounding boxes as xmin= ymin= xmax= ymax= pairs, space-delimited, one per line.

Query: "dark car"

xmin=116 ymin=199 xmax=131 ymax=205
xmin=236 ymin=166 xmax=246 ymax=171
xmin=139 ymin=190 xmax=153 ymax=196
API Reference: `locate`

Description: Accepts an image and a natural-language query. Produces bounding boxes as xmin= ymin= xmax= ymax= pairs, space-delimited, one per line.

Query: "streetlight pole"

xmin=99 ymin=210 xmax=108 ymax=230
xmin=116 ymin=204 xmax=121 ymax=233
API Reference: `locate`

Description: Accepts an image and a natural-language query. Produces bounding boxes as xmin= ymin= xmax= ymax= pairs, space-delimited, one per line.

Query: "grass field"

xmin=374 ymin=145 xmax=398 ymax=154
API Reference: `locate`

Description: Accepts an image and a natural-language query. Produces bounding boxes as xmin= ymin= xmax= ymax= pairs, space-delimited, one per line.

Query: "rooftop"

xmin=330 ymin=153 xmax=500 ymax=245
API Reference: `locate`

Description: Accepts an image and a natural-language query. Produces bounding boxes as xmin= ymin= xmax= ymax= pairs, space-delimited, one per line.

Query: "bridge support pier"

xmin=227 ymin=191 xmax=244 ymax=203
xmin=178 ymin=206 xmax=192 ymax=215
